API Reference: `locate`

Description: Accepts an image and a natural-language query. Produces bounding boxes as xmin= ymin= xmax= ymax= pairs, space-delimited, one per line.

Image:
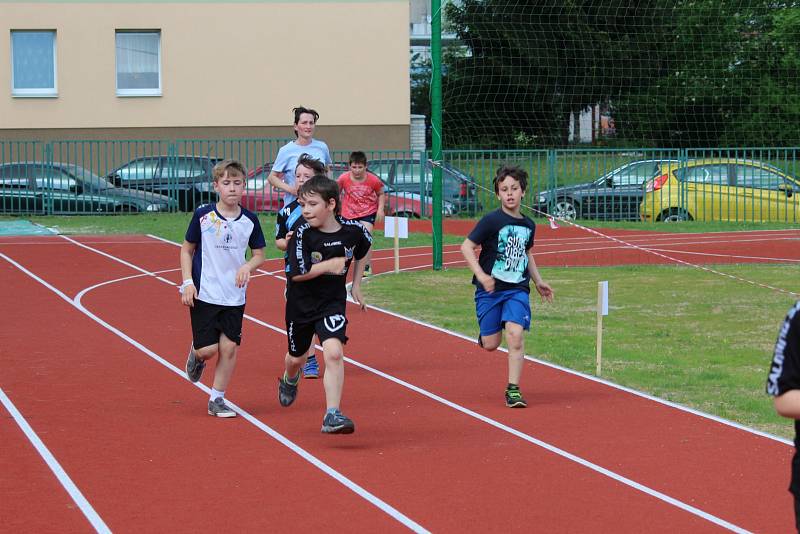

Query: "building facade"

xmin=1 ymin=1 xmax=410 ymax=151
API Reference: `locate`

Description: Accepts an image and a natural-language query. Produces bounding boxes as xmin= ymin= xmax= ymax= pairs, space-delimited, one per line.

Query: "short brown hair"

xmin=213 ymin=159 xmax=247 ymax=182
xmin=493 ymin=165 xmax=528 ymax=193
xmin=298 ymin=174 xmax=340 ymax=216
xmin=295 ymin=153 xmax=326 ymax=175
xmin=349 ymin=151 xmax=367 ymax=165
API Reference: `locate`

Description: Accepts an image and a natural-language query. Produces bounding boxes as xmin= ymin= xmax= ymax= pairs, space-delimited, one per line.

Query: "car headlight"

xmin=145 ymin=203 xmax=162 ymax=212
xmin=538 ymin=195 xmax=547 ymax=204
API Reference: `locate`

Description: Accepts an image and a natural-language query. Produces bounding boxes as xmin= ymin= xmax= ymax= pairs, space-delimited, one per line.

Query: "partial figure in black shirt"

xmin=277 ymin=175 xmax=371 ymax=435
xmin=767 ymin=300 xmax=800 ymax=530
xmin=274 ymin=154 xmax=327 ymax=379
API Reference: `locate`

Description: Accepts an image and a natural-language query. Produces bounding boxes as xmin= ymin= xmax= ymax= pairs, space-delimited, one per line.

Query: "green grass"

xmin=361 ymin=263 xmax=799 ymax=439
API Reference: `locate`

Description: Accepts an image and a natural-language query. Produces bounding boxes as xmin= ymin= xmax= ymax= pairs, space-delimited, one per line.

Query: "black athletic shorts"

xmin=190 ymin=299 xmax=245 ymax=349
xmin=347 ymin=213 xmax=376 ymax=225
xmin=286 ymin=314 xmax=348 ymax=357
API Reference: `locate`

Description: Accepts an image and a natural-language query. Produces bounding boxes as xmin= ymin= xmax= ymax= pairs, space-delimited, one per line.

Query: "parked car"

xmin=240 ymin=164 xmax=455 ymax=218
xmin=0 ymin=162 xmax=176 ymax=214
xmin=358 ymin=158 xmax=482 ymax=215
xmin=640 ymin=159 xmax=800 ymax=222
xmin=106 ymin=155 xmax=221 ymax=211
xmin=384 ymin=184 xmax=456 ymax=218
xmin=535 ymin=159 xmax=678 ymax=221
xmin=240 ymin=165 xmax=282 ymax=213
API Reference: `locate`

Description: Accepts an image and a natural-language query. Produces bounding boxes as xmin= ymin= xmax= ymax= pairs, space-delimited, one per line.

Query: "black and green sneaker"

xmin=505 ymin=385 xmax=528 ymax=408
xmin=278 ymin=372 xmax=300 ymax=407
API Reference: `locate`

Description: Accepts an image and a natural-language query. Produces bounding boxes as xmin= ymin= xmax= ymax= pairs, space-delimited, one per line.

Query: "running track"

xmin=1 ymin=227 xmax=799 ymax=532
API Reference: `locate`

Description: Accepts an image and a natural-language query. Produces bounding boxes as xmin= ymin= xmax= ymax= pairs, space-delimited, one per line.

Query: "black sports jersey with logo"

xmin=767 ymin=300 xmax=800 ymax=450
xmin=286 ymin=217 xmax=371 ymax=322
xmin=275 ymin=200 xmax=305 ymax=273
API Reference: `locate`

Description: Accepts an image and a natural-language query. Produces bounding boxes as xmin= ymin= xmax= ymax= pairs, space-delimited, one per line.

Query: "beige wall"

xmin=0 ymin=2 xmax=410 ymax=149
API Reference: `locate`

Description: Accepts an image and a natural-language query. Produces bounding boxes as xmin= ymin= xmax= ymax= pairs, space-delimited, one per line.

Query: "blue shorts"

xmin=475 ymin=289 xmax=531 ymax=337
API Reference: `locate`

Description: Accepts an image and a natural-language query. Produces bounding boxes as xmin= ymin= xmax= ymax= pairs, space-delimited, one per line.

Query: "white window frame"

xmin=10 ymin=30 xmax=58 ymax=97
xmin=115 ymin=30 xmax=162 ymax=97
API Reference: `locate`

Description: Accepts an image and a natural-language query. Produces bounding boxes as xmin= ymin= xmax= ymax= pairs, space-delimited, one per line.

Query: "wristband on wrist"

xmin=179 ymin=279 xmax=194 ymax=293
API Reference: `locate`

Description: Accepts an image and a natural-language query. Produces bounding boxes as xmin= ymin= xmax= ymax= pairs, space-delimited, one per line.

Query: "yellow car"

xmin=640 ymin=159 xmax=800 ymax=222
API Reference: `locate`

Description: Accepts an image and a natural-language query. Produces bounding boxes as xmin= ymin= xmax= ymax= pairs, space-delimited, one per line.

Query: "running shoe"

xmin=278 ymin=373 xmax=299 ymax=407
xmin=185 ymin=346 xmax=205 ymax=383
xmin=207 ymin=397 xmax=236 ymax=418
xmin=321 ymin=410 xmax=355 ymax=434
xmin=505 ymin=386 xmax=528 ymax=408
xmin=302 ymin=354 xmax=319 ymax=379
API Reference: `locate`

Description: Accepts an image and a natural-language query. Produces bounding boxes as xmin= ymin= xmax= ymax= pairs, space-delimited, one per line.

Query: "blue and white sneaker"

xmin=321 ymin=409 xmax=355 ymax=434
xmin=302 ymin=354 xmax=319 ymax=379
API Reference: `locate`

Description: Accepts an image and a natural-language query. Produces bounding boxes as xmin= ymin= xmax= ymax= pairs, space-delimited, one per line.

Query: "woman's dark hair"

xmin=493 ymin=165 xmax=528 ymax=193
xmin=298 ymin=174 xmax=340 ymax=215
xmin=292 ymin=106 xmax=320 ymax=138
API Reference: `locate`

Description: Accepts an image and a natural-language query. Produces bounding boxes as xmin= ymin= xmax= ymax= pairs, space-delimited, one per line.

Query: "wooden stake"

xmin=596 ymin=281 xmax=603 ymax=376
xmin=393 ymin=215 xmax=400 ymax=273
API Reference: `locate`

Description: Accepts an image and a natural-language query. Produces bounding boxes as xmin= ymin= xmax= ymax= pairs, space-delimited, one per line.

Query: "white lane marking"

xmin=0 ymin=388 xmax=111 ymax=533
xmin=0 ymin=253 xmax=429 ymax=534
xmin=62 ymin=240 xmax=752 ymax=532
xmin=146 ymin=233 xmax=791 ymax=444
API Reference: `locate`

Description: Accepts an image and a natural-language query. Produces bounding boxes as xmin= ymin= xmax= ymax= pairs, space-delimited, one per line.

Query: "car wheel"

xmin=553 ymin=198 xmax=579 ymax=220
xmin=394 ymin=211 xmax=420 ymax=219
xmin=659 ymin=208 xmax=692 ymax=222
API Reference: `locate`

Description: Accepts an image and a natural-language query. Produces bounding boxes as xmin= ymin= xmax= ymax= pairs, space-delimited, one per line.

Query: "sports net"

xmin=441 ymin=0 xmax=800 ymax=149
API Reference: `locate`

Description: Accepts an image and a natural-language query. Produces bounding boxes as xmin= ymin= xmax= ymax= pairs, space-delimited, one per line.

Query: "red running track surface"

xmin=0 ymin=229 xmax=797 ymax=532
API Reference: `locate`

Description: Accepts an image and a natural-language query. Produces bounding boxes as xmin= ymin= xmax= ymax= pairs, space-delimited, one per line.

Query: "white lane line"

xmin=0 ymin=388 xmax=111 ymax=534
xmin=146 ymin=233 xmax=791 ymax=444
xmin=70 ymin=239 xmax=751 ymax=532
xmin=0 ymin=253 xmax=429 ymax=534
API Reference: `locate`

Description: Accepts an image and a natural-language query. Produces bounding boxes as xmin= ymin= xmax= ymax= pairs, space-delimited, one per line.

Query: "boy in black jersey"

xmin=767 ymin=300 xmax=800 ymax=529
xmin=278 ymin=175 xmax=371 ymax=434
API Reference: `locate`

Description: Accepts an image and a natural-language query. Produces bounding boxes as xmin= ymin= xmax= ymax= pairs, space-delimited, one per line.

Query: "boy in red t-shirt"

xmin=337 ymin=151 xmax=385 ymax=274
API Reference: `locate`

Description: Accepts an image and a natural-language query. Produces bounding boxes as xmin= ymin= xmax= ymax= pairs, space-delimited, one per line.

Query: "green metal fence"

xmin=2 ymin=140 xmax=799 ymax=223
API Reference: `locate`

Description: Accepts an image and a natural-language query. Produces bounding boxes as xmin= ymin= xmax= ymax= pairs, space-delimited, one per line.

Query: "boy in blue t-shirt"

xmin=179 ymin=159 xmax=267 ymax=417
xmin=267 ymin=106 xmax=332 ymax=207
xmin=275 ymin=154 xmax=327 ymax=378
xmin=460 ymin=165 xmax=554 ymax=408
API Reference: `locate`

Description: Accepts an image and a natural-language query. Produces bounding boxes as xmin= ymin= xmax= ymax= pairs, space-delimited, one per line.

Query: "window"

xmin=735 ymin=166 xmax=786 ymax=190
xmin=116 ymin=31 xmax=161 ymax=96
xmin=676 ymin=165 xmax=730 ymax=185
xmin=116 ymin=158 xmax=159 ymax=182
xmin=612 ymin=162 xmax=660 ymax=186
xmin=11 ymin=30 xmax=57 ymax=97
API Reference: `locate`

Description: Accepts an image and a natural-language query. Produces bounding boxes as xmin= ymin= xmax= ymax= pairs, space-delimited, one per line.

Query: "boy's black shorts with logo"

xmin=190 ymin=299 xmax=246 ymax=349
xmin=286 ymin=314 xmax=348 ymax=357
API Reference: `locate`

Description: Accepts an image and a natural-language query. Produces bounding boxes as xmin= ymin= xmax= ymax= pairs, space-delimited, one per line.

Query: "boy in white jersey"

xmin=179 ymin=159 xmax=267 ymax=417
xmin=460 ymin=165 xmax=553 ymax=408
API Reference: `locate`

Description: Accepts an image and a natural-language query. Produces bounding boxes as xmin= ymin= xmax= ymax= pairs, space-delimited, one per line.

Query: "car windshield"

xmin=62 ymin=164 xmax=115 ymax=191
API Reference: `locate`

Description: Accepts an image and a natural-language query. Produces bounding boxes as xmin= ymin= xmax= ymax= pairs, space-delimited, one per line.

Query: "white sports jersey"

xmin=185 ymin=204 xmax=266 ymax=306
